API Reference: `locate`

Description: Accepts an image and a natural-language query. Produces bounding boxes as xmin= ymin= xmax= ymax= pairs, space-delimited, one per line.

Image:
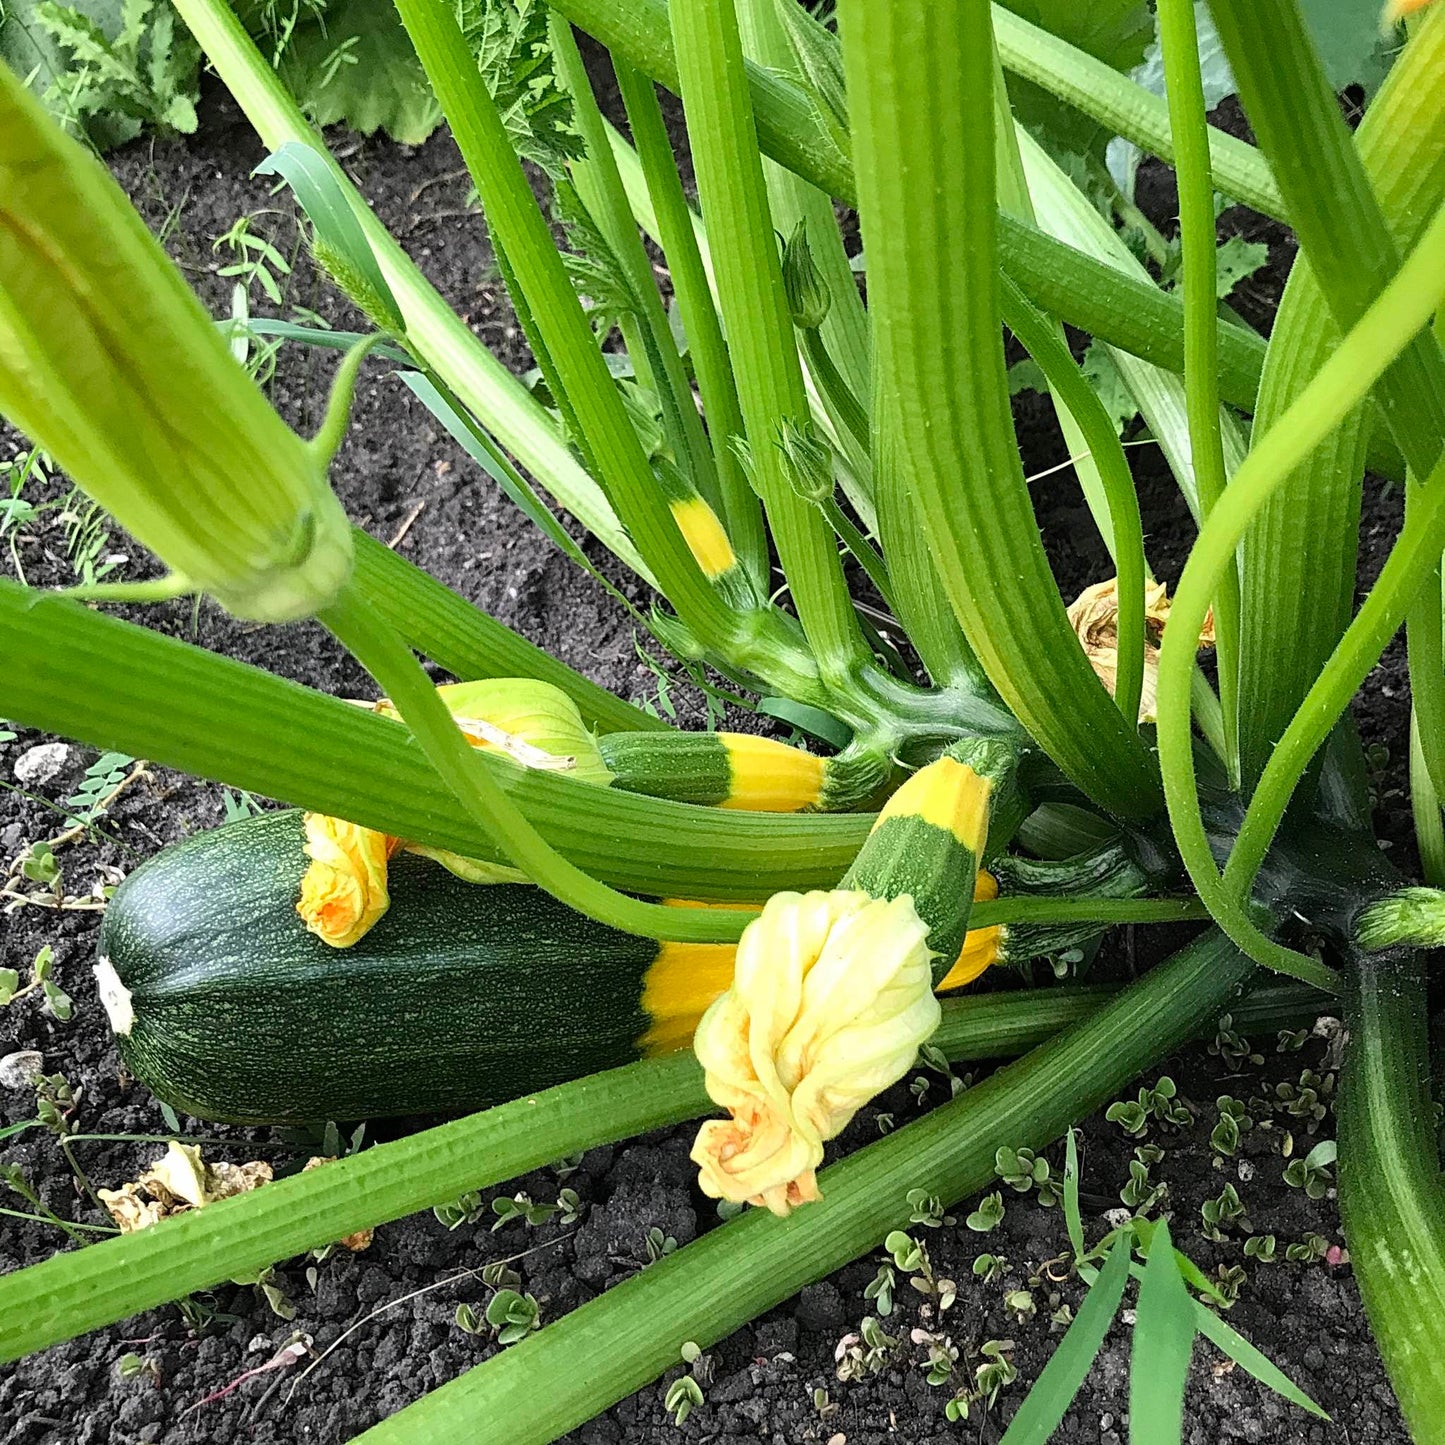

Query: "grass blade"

xmin=1191 ymin=1303 xmax=1328 ymax=1420
xmin=1129 ymin=1218 xmax=1194 ymax=1445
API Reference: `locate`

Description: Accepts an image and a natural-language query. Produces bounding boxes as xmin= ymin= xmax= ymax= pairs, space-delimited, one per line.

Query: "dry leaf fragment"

xmin=100 ymin=1141 xmax=272 ymax=1233
xmin=1066 ymin=578 xmax=1214 ymax=724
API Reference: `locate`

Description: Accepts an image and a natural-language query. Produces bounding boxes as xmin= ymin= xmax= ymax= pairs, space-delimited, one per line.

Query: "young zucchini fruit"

xmin=95 ymin=810 xmax=738 ymax=1124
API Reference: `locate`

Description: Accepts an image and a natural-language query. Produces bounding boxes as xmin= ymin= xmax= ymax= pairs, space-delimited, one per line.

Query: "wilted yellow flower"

xmin=691 ymin=890 xmax=940 ymax=1216
xmin=1067 ymin=578 xmax=1215 ymax=724
xmin=297 ymin=813 xmax=393 ymax=948
xmin=99 ymin=1141 xmax=271 ymax=1233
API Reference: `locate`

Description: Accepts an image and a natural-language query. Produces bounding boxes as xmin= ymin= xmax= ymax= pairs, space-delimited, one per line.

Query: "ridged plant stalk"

xmin=1157 ymin=193 xmax=1445 ymax=989
xmin=1157 ymin=0 xmax=1240 ymax=780
xmin=668 ymin=0 xmax=872 ymax=699
xmin=1222 ymin=5 xmax=1445 ymax=788
xmin=549 ymin=0 xmax=1278 ymax=420
xmin=1338 ymin=950 xmax=1445 ymax=1443
xmin=0 ymin=968 xmax=1324 ymax=1364
xmin=356 ymin=931 xmax=1254 ymax=1443
xmin=839 ymin=0 xmax=1160 ymax=819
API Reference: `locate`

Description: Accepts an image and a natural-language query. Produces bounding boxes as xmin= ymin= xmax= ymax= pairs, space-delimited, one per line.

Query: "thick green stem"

xmin=840 ymin=0 xmax=1160 ymax=819
xmin=1338 ymin=952 xmax=1445 ymax=1443
xmin=669 ymin=0 xmax=871 ymax=694
xmin=0 ymin=969 xmax=1322 ymax=1365
xmin=355 ymin=931 xmax=1255 ymax=1443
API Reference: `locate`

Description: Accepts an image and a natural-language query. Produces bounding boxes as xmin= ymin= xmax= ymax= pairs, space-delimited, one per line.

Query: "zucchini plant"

xmin=2 ymin=0 xmax=1445 ymax=1439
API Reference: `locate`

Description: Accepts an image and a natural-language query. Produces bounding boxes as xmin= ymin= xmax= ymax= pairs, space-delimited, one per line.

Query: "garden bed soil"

xmin=0 ymin=82 xmax=1417 ymax=1445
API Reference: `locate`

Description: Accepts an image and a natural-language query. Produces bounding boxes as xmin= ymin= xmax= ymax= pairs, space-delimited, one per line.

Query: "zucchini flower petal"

xmin=297 ymin=814 xmax=393 ymax=948
xmin=1067 ymin=578 xmax=1215 ymax=724
xmin=691 ymin=889 xmax=940 ymax=1216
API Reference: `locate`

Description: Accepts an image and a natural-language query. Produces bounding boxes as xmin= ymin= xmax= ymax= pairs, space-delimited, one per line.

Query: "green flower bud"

xmin=0 ymin=65 xmax=351 ymax=621
xmin=774 ymin=417 xmax=836 ymax=505
xmin=781 ymin=220 xmax=832 ymax=330
xmin=1355 ymin=887 xmax=1445 ymax=952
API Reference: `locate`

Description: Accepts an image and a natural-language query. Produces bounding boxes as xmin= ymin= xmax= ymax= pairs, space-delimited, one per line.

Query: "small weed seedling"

xmin=0 ymin=945 xmax=73 ymax=1021
xmin=965 ymin=1191 xmax=1005 ymax=1233
xmin=485 ymin=1289 xmax=540 ymax=1345
xmin=995 ymin=1144 xmax=1062 ymax=1207
xmin=1210 ymin=1096 xmax=1254 ymax=1158
xmin=1106 ymin=1076 xmax=1191 ymax=1138
xmin=1283 ymin=1140 xmax=1337 ymax=1200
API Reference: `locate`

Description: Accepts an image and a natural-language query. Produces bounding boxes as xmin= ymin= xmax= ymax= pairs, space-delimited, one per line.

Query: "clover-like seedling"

xmin=486 ymin=1288 xmax=541 ymax=1344
xmin=1286 ymin=1232 xmax=1331 ymax=1263
xmin=490 ymin=1191 xmax=559 ymax=1231
xmin=965 ymin=1190 xmax=1005 ymax=1233
xmin=1200 ymin=1183 xmax=1251 ymax=1241
xmin=972 ymin=1253 xmax=1006 ymax=1284
xmin=433 ymin=1190 xmax=484 ymax=1230
xmin=454 ymin=1302 xmax=485 ymax=1335
xmin=1211 ymin=1096 xmax=1254 ymax=1157
xmin=1283 ymin=1139 xmax=1336 ymax=1199
xmin=906 ymin=1187 xmax=952 ymax=1228
xmin=1209 ymin=1012 xmax=1265 ymax=1068
xmin=1244 ymin=1233 xmax=1277 ymax=1263
xmin=864 ymin=1262 xmax=896 ymax=1316
xmin=645 ymin=1226 xmax=678 ymax=1263
xmin=664 ymin=1375 xmax=704 ymax=1426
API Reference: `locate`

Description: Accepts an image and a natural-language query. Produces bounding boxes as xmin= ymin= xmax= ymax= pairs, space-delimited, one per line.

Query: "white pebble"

xmin=0 ymin=1051 xmax=44 ymax=1089
xmin=14 ymin=742 xmax=71 ymax=787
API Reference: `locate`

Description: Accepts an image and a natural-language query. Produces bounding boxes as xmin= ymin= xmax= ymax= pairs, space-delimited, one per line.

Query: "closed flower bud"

xmin=0 ymin=67 xmax=351 ymax=621
xmin=781 ymin=220 xmax=832 ymax=330
xmin=691 ymin=889 xmax=940 ymax=1216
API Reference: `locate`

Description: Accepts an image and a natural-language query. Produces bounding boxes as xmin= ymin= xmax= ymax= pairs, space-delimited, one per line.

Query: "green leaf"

xmin=1298 ymin=0 xmax=1393 ymax=95
xmin=274 ymin=0 xmax=440 ymax=143
xmin=1081 ymin=339 xmax=1140 ymax=437
xmin=1214 ymin=235 xmax=1269 ymax=300
xmin=1130 ymin=1218 xmax=1195 ymax=1445
xmin=1000 ymin=1240 xmax=1130 ymax=1444
xmin=460 ymin=0 xmax=582 ymax=175
xmin=254 ymin=140 xmax=405 ymax=334
xmin=1 ymin=0 xmax=199 ymax=149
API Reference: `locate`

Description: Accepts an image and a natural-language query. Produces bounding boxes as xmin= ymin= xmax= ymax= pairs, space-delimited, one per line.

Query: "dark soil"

xmin=0 ymin=80 xmax=1416 ymax=1445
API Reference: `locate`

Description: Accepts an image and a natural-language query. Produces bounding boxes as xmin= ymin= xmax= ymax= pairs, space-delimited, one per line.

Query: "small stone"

xmin=1237 ymin=1160 xmax=1256 ymax=1182
xmin=14 ymin=742 xmax=70 ymax=787
xmin=0 ymin=1051 xmax=44 ymax=1089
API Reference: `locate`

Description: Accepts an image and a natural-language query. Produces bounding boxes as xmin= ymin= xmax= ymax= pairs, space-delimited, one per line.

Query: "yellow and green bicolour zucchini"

xmin=95 ymin=810 xmax=738 ymax=1124
xmin=597 ymin=730 xmax=886 ymax=813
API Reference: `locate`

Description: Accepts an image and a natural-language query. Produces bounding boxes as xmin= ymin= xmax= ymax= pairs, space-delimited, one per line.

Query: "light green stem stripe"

xmin=840 ymin=0 xmax=1159 ymax=819
xmin=357 ymin=931 xmax=1254 ymax=1444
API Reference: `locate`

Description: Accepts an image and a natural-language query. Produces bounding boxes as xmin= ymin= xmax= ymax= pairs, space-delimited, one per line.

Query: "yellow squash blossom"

xmin=297 ymin=813 xmax=394 ymax=948
xmin=691 ymin=890 xmax=941 ymax=1216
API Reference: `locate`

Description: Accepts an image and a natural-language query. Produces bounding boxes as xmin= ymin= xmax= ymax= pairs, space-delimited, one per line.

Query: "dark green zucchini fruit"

xmin=95 ymin=811 xmax=729 ymax=1123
